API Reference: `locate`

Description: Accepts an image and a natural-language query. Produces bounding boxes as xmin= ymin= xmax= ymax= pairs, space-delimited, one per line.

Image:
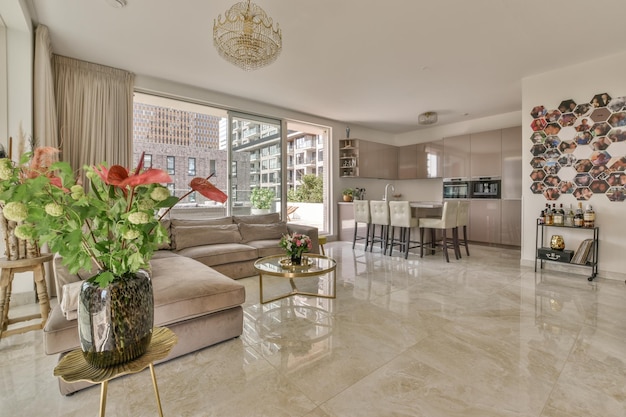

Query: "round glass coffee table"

xmin=254 ymin=254 xmax=337 ymax=304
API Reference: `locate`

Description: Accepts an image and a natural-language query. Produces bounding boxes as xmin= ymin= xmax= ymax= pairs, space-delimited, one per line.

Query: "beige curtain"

xmin=34 ymin=25 xmax=58 ymax=149
xmin=53 ymin=55 xmax=134 ymax=170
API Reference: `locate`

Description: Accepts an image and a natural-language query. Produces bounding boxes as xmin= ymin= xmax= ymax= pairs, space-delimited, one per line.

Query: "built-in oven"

xmin=470 ymin=176 xmax=501 ymax=199
xmin=443 ymin=178 xmax=471 ymax=199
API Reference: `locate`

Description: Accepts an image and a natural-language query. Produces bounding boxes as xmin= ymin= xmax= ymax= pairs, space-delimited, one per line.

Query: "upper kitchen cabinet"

xmin=397 ymin=144 xmax=418 ymax=179
xmin=470 ymin=129 xmax=501 ymax=178
xmin=443 ymin=134 xmax=470 ymax=179
xmin=501 ymin=126 xmax=522 ymax=199
xmin=423 ymin=139 xmax=444 ymax=178
xmin=360 ymin=140 xmax=397 ymax=179
xmin=339 ymin=138 xmax=359 ymax=177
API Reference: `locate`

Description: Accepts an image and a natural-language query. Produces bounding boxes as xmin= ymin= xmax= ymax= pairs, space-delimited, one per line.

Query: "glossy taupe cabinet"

xmin=443 ymin=134 xmax=470 ymax=178
xmin=470 ymin=129 xmax=501 ymax=178
xmin=397 ymin=140 xmax=443 ymax=179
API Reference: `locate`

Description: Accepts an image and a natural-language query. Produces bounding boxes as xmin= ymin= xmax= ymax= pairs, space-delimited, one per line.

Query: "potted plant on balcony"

xmin=342 ymin=188 xmax=354 ymax=202
xmin=250 ymin=187 xmax=274 ymax=214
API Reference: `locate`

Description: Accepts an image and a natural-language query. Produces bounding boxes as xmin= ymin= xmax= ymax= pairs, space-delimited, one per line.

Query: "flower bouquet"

xmin=279 ymin=232 xmax=312 ymax=265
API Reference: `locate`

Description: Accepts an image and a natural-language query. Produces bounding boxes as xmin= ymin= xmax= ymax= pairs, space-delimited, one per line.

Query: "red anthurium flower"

xmin=94 ymin=164 xmax=172 ymax=188
xmin=189 ymin=178 xmax=228 ymax=203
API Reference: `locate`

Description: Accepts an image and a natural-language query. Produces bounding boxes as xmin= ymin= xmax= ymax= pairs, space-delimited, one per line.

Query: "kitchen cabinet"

xmin=397 ymin=144 xmax=418 ymax=179
xmin=470 ymin=129 xmax=501 ymax=178
xmin=339 ymin=139 xmax=359 ymax=177
xmin=443 ymin=134 xmax=470 ymax=178
xmin=469 ymin=200 xmax=501 ymax=244
xmin=360 ymin=140 xmax=397 ymax=179
xmin=501 ymin=126 xmax=522 ymax=199
xmin=501 ymin=199 xmax=521 ymax=246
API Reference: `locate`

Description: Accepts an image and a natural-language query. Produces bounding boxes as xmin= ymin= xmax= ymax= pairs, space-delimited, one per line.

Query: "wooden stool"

xmin=319 ymin=235 xmax=327 ymax=255
xmin=0 ymin=253 xmax=53 ymax=339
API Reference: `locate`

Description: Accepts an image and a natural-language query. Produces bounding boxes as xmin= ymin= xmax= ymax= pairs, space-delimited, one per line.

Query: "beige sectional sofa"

xmin=43 ymin=212 xmax=319 ymax=395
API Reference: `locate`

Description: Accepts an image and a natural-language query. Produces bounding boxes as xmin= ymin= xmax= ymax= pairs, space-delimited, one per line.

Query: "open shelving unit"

xmin=534 ymin=220 xmax=599 ymax=281
xmin=339 ymin=139 xmax=359 ymax=177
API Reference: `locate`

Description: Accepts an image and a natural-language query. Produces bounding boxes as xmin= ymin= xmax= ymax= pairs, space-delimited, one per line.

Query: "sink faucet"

xmin=384 ymin=184 xmax=395 ymax=201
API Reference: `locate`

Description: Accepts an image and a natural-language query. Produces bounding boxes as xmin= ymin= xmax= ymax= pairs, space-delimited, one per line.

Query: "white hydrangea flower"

xmin=123 ymin=229 xmax=141 ymax=240
xmin=14 ymin=224 xmax=35 ymax=241
xmin=0 ymin=159 xmax=13 ymax=180
xmin=137 ymin=198 xmax=155 ymax=211
xmin=3 ymin=202 xmax=28 ymax=221
xmin=150 ymin=187 xmax=170 ymax=202
xmin=45 ymin=203 xmax=63 ymax=217
xmin=128 ymin=212 xmax=150 ymax=225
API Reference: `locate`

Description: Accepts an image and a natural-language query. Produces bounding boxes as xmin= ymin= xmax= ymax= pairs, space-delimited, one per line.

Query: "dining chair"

xmin=388 ymin=201 xmax=419 ymax=259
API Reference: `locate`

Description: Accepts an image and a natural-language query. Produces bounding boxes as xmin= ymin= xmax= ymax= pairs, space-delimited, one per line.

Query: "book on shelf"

xmin=571 ymin=239 xmax=594 ymax=265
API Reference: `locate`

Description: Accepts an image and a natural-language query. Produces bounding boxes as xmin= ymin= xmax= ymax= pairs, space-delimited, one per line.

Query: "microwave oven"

xmin=443 ymin=178 xmax=470 ymax=199
xmin=470 ymin=177 xmax=501 ymax=199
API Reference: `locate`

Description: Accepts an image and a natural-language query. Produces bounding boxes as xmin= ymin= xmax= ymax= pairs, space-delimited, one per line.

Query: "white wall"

xmin=521 ymin=51 xmax=626 ymax=280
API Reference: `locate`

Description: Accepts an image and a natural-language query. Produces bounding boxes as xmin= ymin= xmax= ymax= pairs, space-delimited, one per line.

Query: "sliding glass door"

xmin=228 ymin=112 xmax=282 ymax=217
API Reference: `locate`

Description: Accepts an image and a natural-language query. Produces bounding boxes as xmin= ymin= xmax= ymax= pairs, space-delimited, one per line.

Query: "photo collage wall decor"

xmin=530 ymin=92 xmax=626 ymax=202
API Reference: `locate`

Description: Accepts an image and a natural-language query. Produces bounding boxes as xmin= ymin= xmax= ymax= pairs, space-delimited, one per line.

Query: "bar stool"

xmin=388 ymin=201 xmax=419 ymax=259
xmin=455 ymin=200 xmax=470 ymax=257
xmin=369 ymin=201 xmax=390 ymax=253
xmin=418 ymin=201 xmax=459 ymax=262
xmin=352 ymin=200 xmax=371 ymax=250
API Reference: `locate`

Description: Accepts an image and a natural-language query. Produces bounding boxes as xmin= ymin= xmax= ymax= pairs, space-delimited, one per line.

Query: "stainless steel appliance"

xmin=443 ymin=178 xmax=470 ymax=199
xmin=470 ymin=177 xmax=501 ymax=199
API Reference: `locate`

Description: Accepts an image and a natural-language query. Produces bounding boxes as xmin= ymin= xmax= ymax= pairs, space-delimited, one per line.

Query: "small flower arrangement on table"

xmin=279 ymin=232 xmax=312 ymax=265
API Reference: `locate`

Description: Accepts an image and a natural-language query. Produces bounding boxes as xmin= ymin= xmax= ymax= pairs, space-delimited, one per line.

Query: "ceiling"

xmin=25 ymin=0 xmax=626 ymax=134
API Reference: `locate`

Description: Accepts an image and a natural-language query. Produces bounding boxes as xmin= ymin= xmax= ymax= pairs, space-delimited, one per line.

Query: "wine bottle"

xmin=574 ymin=202 xmax=584 ymax=227
xmin=584 ymin=205 xmax=595 ymax=228
xmin=553 ymin=203 xmax=564 ymax=226
xmin=545 ymin=203 xmax=553 ymax=225
xmin=564 ymin=204 xmax=574 ymax=227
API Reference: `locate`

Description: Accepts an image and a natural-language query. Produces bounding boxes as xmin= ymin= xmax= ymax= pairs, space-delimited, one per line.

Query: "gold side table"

xmin=54 ymin=327 xmax=178 ymax=417
xmin=0 ymin=253 xmax=53 ymax=339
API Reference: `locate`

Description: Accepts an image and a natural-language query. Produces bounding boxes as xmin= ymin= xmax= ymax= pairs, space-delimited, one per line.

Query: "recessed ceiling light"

xmin=106 ymin=0 xmax=127 ymax=8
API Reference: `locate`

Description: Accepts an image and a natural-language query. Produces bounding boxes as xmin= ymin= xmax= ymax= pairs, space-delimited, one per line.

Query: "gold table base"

xmin=54 ymin=327 xmax=178 ymax=417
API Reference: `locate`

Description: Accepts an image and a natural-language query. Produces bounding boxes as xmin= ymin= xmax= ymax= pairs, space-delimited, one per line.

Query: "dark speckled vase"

xmin=78 ymin=270 xmax=154 ymax=368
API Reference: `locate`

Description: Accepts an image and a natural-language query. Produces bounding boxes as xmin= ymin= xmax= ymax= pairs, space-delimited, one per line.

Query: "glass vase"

xmin=78 ymin=270 xmax=154 ymax=368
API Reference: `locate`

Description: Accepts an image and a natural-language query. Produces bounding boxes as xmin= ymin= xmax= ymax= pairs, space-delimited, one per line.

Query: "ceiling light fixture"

xmin=418 ymin=111 xmax=438 ymax=125
xmin=105 ymin=0 xmax=127 ymax=8
xmin=213 ymin=0 xmax=282 ymax=71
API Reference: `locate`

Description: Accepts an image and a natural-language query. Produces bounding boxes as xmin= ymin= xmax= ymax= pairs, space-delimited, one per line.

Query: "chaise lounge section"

xmin=43 ymin=213 xmax=319 ymax=395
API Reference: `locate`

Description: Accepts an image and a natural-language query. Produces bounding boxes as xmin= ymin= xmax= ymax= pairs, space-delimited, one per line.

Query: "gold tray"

xmin=279 ymin=257 xmax=313 ymax=269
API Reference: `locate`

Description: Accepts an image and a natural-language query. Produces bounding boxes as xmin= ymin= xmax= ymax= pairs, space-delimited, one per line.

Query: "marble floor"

xmin=1 ymin=242 xmax=626 ymax=416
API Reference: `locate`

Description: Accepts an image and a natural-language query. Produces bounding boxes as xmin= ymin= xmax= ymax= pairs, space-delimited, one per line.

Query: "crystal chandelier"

xmin=213 ymin=0 xmax=282 ymax=71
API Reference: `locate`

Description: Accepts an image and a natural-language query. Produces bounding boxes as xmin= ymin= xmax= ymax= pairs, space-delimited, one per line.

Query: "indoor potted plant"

xmin=0 ymin=148 xmax=227 ymax=367
xmin=279 ymin=232 xmax=312 ymax=265
xmin=250 ymin=187 xmax=274 ymax=214
xmin=342 ymin=188 xmax=354 ymax=202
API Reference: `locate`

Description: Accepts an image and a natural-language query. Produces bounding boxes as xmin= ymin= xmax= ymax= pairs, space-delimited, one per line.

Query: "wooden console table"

xmin=0 ymin=253 xmax=53 ymax=339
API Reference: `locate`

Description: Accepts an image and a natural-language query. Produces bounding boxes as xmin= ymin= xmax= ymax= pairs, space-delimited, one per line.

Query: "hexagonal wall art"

xmin=608 ymin=127 xmax=626 ymax=142
xmin=531 ymin=118 xmax=547 ymax=131
xmin=558 ymin=99 xmax=577 ymax=113
xmin=607 ymin=186 xmax=626 ymax=201
xmin=529 ymin=92 xmax=626 ymax=202
xmin=608 ymin=111 xmax=626 ymax=128
xmin=590 ymin=150 xmax=611 ymax=166
xmin=591 ymin=93 xmax=611 ymax=108
xmin=608 ymin=97 xmax=626 ymax=112
xmin=558 ymin=113 xmax=577 ymax=127
xmin=530 ymin=131 xmax=547 ymax=144
xmin=531 ymin=105 xmax=547 ymax=119
xmin=558 ymin=140 xmax=577 ymax=154
xmin=574 ymin=103 xmax=592 ymax=117
xmin=544 ymin=123 xmax=561 ymax=135
xmin=590 ymin=108 xmax=611 ymax=122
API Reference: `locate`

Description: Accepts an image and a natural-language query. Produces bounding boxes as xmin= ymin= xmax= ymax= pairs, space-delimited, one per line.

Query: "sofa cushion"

xmin=172 ymin=224 xmax=242 ymax=250
xmin=175 ymin=243 xmax=258 ymax=267
xmin=246 ymin=240 xmax=285 ymax=258
xmin=171 ymin=216 xmax=233 ymax=226
xmin=44 ymin=254 xmax=246 ymax=355
xmin=238 ymin=221 xmax=288 ymax=243
xmin=233 ymin=213 xmax=280 ymax=224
